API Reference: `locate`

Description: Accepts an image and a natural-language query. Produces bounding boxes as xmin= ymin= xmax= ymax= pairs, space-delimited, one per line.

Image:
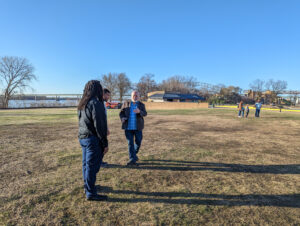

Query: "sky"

xmin=0 ymin=0 xmax=299 ymax=94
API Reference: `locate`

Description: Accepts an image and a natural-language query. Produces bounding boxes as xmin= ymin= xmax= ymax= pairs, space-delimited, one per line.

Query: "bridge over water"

xmin=8 ymin=94 xmax=131 ymax=101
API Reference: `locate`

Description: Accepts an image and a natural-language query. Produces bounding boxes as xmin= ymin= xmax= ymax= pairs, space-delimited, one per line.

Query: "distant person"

xmin=255 ymin=100 xmax=262 ymax=117
xmin=78 ymin=80 xmax=108 ymax=201
xmin=245 ymin=104 xmax=250 ymax=118
xmin=119 ymin=91 xmax=147 ymax=166
xmin=101 ymin=88 xmax=111 ymax=167
xmin=238 ymin=101 xmax=244 ymax=118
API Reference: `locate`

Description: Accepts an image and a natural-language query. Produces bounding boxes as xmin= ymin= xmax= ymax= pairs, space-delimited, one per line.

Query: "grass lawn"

xmin=0 ymin=107 xmax=299 ymax=225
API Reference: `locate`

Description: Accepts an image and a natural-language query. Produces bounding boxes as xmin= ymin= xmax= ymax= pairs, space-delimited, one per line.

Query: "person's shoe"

xmin=126 ymin=161 xmax=139 ymax=166
xmin=101 ymin=161 xmax=108 ymax=168
xmin=86 ymin=194 xmax=108 ymax=201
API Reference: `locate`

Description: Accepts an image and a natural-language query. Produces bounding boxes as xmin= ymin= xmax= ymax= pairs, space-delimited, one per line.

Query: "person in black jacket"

xmin=78 ymin=80 xmax=108 ymax=201
xmin=119 ymin=91 xmax=147 ymax=166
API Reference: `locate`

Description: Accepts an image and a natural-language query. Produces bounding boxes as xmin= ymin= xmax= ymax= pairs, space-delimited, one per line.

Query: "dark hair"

xmin=78 ymin=80 xmax=103 ymax=110
xmin=103 ymin=88 xmax=110 ymax=94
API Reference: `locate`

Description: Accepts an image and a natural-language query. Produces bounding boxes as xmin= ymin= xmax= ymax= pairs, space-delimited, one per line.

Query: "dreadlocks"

xmin=78 ymin=80 xmax=103 ymax=110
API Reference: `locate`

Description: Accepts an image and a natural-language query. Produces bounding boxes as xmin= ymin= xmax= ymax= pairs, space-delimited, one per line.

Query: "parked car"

xmin=105 ymin=102 xmax=122 ymax=109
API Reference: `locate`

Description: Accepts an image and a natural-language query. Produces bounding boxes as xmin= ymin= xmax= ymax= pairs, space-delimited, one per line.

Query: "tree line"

xmin=0 ymin=56 xmax=292 ymax=108
xmin=101 ymin=73 xmax=290 ymax=105
xmin=100 ymin=73 xmax=199 ymax=102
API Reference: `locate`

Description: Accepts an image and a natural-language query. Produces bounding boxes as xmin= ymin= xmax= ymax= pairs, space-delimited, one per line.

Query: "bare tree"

xmin=160 ymin=76 xmax=183 ymax=92
xmin=0 ymin=56 xmax=37 ymax=108
xmin=159 ymin=75 xmax=198 ymax=93
xmin=265 ymin=79 xmax=287 ymax=94
xmin=210 ymin=83 xmax=226 ymax=95
xmin=116 ymin=73 xmax=131 ymax=102
xmin=249 ymin=79 xmax=265 ymax=98
xmin=136 ymin=73 xmax=157 ymax=100
xmin=198 ymin=82 xmax=211 ymax=95
xmin=183 ymin=76 xmax=198 ymax=92
xmin=100 ymin=73 xmax=117 ymax=101
xmin=265 ymin=79 xmax=288 ymax=103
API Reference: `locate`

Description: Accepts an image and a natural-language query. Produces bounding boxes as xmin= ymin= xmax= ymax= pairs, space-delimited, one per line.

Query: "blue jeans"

xmin=238 ymin=110 xmax=244 ymax=117
xmin=255 ymin=109 xmax=260 ymax=117
xmin=79 ymin=136 xmax=103 ymax=198
xmin=125 ymin=130 xmax=143 ymax=162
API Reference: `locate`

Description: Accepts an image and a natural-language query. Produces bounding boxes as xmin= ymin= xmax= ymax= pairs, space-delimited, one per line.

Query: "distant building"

xmin=147 ymin=91 xmax=205 ymax=102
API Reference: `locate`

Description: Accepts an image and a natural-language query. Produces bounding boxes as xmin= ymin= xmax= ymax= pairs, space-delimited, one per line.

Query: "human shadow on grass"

xmin=96 ymin=186 xmax=300 ymax=208
xmin=106 ymin=160 xmax=300 ymax=174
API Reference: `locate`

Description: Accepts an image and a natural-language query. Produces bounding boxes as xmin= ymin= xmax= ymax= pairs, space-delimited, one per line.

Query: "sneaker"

xmin=126 ymin=161 xmax=139 ymax=166
xmin=86 ymin=194 xmax=108 ymax=201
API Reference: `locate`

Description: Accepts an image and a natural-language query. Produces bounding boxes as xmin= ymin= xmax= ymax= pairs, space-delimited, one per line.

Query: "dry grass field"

xmin=0 ymin=107 xmax=299 ymax=225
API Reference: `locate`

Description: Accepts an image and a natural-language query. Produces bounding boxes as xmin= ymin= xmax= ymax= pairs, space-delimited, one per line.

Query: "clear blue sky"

xmin=0 ymin=0 xmax=299 ymax=94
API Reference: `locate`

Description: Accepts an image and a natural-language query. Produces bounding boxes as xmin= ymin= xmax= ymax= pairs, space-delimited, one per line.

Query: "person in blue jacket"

xmin=255 ymin=100 xmax=262 ymax=117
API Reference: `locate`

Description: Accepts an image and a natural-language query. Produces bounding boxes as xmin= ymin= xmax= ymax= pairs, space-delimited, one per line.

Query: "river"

xmin=8 ymin=100 xmax=79 ymax=108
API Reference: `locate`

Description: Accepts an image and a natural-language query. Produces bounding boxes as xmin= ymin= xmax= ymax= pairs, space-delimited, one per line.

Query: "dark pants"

xmin=125 ymin=130 xmax=143 ymax=162
xmin=246 ymin=111 xmax=249 ymax=118
xmin=255 ymin=109 xmax=260 ymax=117
xmin=79 ymin=136 xmax=103 ymax=198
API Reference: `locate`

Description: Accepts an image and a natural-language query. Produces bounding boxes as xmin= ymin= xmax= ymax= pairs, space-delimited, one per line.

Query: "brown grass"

xmin=0 ymin=108 xmax=299 ymax=225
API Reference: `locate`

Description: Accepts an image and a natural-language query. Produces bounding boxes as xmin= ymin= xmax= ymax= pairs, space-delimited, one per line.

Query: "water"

xmin=8 ymin=100 xmax=79 ymax=108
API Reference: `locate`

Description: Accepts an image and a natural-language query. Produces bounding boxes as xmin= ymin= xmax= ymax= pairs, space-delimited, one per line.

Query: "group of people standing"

xmin=77 ymin=80 xmax=266 ymax=201
xmin=238 ymin=100 xmax=262 ymax=118
xmin=77 ymin=80 xmax=147 ymax=201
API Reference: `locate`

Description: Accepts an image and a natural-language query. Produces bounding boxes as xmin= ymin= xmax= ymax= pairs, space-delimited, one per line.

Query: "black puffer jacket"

xmin=78 ymin=97 xmax=108 ymax=148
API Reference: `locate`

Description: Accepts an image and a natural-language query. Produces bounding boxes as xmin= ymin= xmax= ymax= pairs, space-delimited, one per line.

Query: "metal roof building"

xmin=148 ymin=91 xmax=205 ymax=102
